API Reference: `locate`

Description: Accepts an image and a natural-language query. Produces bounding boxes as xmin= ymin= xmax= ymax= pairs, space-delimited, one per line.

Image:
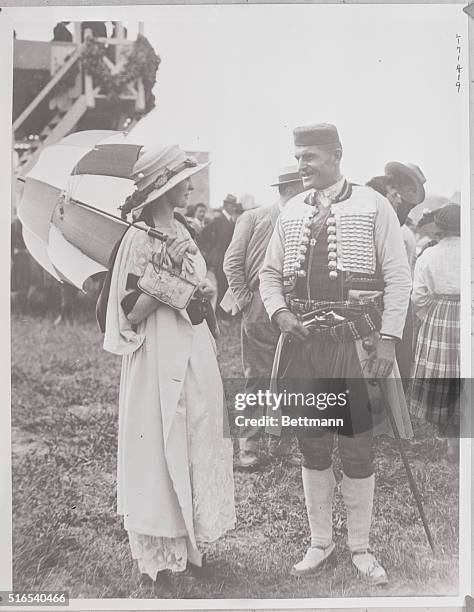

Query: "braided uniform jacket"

xmin=259 ymin=183 xmax=412 ymax=340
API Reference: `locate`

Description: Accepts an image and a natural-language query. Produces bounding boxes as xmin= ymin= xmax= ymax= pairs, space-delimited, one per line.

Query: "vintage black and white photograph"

xmin=4 ymin=2 xmax=470 ymax=607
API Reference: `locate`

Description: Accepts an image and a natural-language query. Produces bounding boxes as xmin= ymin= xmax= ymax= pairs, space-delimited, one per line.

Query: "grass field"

xmin=11 ymin=314 xmax=460 ymax=599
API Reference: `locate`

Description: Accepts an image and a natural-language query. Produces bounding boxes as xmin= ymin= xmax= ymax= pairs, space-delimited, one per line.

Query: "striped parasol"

xmin=17 ymin=130 xmax=165 ymax=290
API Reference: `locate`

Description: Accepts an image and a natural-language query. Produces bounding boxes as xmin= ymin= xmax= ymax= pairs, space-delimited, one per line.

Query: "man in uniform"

xmin=223 ymin=166 xmax=305 ymax=468
xmin=259 ymin=124 xmax=412 ymax=585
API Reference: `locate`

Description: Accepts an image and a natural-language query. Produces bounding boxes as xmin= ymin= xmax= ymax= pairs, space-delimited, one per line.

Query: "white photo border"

xmin=1 ymin=2 xmax=471 ymax=610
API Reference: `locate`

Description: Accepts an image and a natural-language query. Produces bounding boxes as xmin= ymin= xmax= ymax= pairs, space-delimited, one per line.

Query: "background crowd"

xmin=11 ymin=161 xmax=461 ymax=460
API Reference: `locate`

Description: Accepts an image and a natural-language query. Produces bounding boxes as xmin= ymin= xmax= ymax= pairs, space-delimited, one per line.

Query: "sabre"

xmin=362 ymin=338 xmax=437 ymax=554
xmin=16 ymin=176 xmax=168 ymax=243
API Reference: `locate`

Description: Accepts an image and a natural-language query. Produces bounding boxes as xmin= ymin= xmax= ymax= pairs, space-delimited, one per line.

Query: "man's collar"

xmin=315 ymin=176 xmax=346 ymax=202
xmin=308 ymin=176 xmax=347 ymax=208
xmin=222 ymin=209 xmax=233 ymax=222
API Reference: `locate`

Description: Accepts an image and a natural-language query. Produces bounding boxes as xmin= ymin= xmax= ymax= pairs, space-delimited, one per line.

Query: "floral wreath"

xmin=81 ymin=34 xmax=161 ymax=114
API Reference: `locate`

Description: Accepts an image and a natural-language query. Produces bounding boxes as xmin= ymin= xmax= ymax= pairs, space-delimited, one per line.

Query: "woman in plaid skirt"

xmin=408 ymin=204 xmax=461 ymax=461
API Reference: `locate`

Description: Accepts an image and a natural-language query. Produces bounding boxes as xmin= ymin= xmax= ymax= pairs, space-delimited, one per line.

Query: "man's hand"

xmin=274 ymin=309 xmax=310 ymax=341
xmin=367 ymin=335 xmax=396 ymax=378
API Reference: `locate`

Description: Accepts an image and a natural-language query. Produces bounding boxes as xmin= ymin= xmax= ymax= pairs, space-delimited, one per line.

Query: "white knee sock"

xmin=302 ymin=466 xmax=336 ymax=548
xmin=341 ymin=473 xmax=375 ymax=552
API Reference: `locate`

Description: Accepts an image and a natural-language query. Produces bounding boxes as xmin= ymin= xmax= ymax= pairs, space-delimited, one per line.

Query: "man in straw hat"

xmin=222 ymin=166 xmax=305 ymax=468
xmin=366 ymin=162 xmax=426 ymax=273
xmin=384 ymin=162 xmax=426 ymax=213
xmin=260 ymin=123 xmax=412 ymax=584
xmin=201 ymin=193 xmax=240 ymax=317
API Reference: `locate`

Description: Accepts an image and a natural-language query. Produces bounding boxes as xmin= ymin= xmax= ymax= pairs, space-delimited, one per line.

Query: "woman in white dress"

xmin=103 ymin=144 xmax=236 ymax=581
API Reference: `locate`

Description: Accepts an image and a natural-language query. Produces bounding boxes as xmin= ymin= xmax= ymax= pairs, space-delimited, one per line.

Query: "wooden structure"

xmin=13 ymin=22 xmax=147 ymax=177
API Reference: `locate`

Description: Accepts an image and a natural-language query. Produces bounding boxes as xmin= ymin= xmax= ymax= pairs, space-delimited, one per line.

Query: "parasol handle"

xmin=146 ymin=227 xmax=168 ymax=242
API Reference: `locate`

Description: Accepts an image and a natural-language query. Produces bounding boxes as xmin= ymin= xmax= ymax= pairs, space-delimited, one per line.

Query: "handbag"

xmin=137 ymin=241 xmax=199 ymax=310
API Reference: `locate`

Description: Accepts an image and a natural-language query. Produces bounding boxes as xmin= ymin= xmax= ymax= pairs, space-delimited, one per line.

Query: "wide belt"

xmin=287 ymin=296 xmax=383 ymax=343
xmin=344 ymin=275 xmax=385 ymax=291
xmin=432 ymin=293 xmax=460 ymax=302
xmin=282 ymin=273 xmax=385 ymax=295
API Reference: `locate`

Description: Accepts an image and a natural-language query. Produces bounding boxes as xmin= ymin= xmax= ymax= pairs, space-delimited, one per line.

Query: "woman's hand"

xmin=196 ymin=278 xmax=216 ymax=299
xmin=166 ymin=237 xmax=197 ymax=266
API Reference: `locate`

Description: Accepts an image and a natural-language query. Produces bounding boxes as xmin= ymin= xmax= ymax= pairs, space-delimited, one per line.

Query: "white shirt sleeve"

xmin=373 ymin=194 xmax=412 ymax=339
xmin=411 ymin=251 xmax=432 ymax=319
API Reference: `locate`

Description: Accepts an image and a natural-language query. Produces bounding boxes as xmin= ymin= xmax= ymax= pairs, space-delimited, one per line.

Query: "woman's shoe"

xmin=139 ymin=573 xmax=154 ymax=587
xmin=139 ymin=570 xmax=171 ymax=588
xmin=187 ymin=553 xmax=213 ymax=579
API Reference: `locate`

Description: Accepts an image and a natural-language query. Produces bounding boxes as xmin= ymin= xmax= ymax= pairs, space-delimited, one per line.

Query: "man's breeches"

xmin=298 ymin=429 xmax=373 ymax=478
xmin=278 ymin=333 xmax=375 ymax=478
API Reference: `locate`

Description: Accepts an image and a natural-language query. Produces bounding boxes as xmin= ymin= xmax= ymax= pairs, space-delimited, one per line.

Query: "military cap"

xmin=293 ymin=123 xmax=341 ymax=147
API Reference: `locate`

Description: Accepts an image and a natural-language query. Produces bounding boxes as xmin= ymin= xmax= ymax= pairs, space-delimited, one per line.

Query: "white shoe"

xmin=290 ymin=542 xmax=335 ymax=576
xmin=351 ymin=550 xmax=388 ymax=586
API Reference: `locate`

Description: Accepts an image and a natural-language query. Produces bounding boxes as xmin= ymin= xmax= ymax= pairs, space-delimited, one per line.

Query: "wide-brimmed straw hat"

xmin=125 ymin=144 xmax=210 ymax=219
xmin=270 ymin=165 xmax=302 ymax=187
xmin=384 ymin=161 xmax=426 ymax=205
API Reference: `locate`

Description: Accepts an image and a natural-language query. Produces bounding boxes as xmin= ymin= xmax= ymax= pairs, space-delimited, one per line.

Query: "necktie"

xmin=315 ymin=190 xmax=332 ymax=209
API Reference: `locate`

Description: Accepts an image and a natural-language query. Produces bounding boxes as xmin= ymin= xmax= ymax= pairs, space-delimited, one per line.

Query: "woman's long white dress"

xmin=104 ymin=222 xmax=236 ymax=579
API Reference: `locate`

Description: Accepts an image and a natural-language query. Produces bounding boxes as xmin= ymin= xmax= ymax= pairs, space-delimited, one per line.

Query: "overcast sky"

xmin=13 ymin=4 xmax=467 ymax=207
